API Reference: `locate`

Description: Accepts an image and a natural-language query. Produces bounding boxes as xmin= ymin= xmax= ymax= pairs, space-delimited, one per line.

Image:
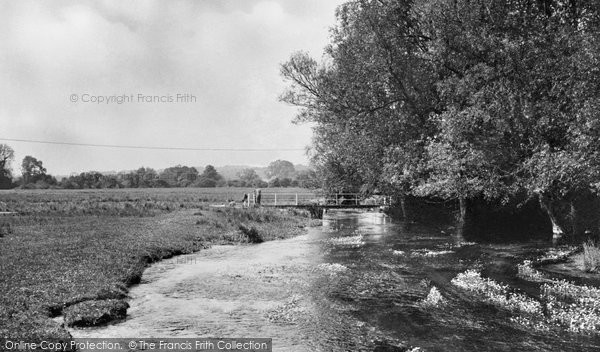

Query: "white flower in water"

xmin=424 ymin=250 xmax=454 ymax=257
xmin=411 ymin=249 xmax=454 ymax=257
xmin=392 ymin=250 xmax=405 ymax=256
xmin=327 ymin=235 xmax=364 ymax=247
xmin=454 ymin=267 xmax=600 ymax=334
xmin=420 ymin=286 xmax=446 ymax=307
xmin=454 ymin=241 xmax=477 ymax=247
xmin=517 ymin=260 xmax=546 ymax=281
xmin=541 ymin=279 xmax=600 ymax=333
xmin=407 ymin=347 xmax=422 ymax=352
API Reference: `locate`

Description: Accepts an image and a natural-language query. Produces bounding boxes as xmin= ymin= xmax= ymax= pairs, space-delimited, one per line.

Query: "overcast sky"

xmin=0 ymin=0 xmax=344 ymax=176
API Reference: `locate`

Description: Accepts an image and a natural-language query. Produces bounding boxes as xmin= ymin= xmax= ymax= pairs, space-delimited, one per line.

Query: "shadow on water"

xmin=71 ymin=210 xmax=600 ymax=351
xmin=323 ymin=211 xmax=600 ymax=351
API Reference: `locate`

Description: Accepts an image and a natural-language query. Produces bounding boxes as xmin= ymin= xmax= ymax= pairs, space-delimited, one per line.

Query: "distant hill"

xmin=214 ymin=164 xmax=311 ymax=180
xmin=213 ymin=165 xmax=268 ymax=180
xmin=294 ymin=164 xmax=310 ymax=173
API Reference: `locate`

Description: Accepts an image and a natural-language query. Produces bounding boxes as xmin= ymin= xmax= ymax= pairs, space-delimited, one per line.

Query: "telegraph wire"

xmin=0 ymin=137 xmax=306 ymax=152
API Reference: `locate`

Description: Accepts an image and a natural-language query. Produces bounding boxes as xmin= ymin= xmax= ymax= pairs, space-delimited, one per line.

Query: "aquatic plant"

xmin=392 ymin=250 xmax=405 ymax=256
xmin=327 ymin=235 xmax=365 ymax=247
xmin=541 ymin=280 xmax=600 ymax=333
xmin=509 ymin=315 xmax=550 ymax=331
xmin=540 ymin=280 xmax=600 ymax=303
xmin=451 ymin=270 xmax=505 ymax=295
xmin=451 ymin=270 xmax=542 ymax=315
xmin=454 ymin=269 xmax=600 ymax=334
xmin=536 ymin=246 xmax=578 ymax=264
xmin=453 ymin=241 xmax=477 ymax=247
xmin=410 ymin=249 xmax=454 ymax=258
xmin=420 ymin=286 xmax=446 ymax=307
xmin=516 ymin=260 xmax=546 ymax=282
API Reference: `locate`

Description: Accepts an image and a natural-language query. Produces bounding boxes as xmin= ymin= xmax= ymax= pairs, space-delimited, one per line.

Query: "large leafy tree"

xmin=282 ymin=0 xmax=600 ymax=239
xmin=414 ymin=0 xmax=600 ymax=235
xmin=281 ymin=0 xmax=437 ymax=195
xmin=266 ymin=160 xmax=296 ymax=180
xmin=195 ymin=165 xmax=223 ymax=187
xmin=21 ymin=155 xmax=47 ymax=185
xmin=237 ymin=168 xmax=262 ymax=187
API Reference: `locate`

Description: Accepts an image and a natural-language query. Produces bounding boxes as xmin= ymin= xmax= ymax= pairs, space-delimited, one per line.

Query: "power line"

xmin=0 ymin=137 xmax=306 ymax=152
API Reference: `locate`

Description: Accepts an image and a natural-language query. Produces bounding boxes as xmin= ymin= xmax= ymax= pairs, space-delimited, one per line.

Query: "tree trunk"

xmin=399 ymin=196 xmax=408 ymax=220
xmin=539 ymin=194 xmax=564 ymax=241
xmin=456 ymin=196 xmax=467 ymax=242
xmin=570 ymin=201 xmax=579 ymax=239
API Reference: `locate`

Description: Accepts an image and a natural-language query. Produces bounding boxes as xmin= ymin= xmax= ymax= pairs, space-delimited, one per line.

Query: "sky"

xmin=0 ymin=0 xmax=345 ymax=176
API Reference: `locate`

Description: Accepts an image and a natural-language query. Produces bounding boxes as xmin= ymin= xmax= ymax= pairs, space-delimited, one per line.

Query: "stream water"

xmin=71 ymin=210 xmax=600 ymax=351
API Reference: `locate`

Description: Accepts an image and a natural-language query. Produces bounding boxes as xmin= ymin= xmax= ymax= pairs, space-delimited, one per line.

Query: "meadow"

xmin=0 ymin=188 xmax=313 ymax=340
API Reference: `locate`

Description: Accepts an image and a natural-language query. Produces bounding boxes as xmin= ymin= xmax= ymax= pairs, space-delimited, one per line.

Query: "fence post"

xmin=274 ymin=193 xmax=277 ymax=206
xmin=295 ymin=193 xmax=298 ymax=205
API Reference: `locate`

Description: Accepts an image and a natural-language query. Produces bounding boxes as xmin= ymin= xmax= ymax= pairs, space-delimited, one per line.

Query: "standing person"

xmin=256 ymin=189 xmax=262 ymax=206
xmin=241 ymin=193 xmax=248 ymax=207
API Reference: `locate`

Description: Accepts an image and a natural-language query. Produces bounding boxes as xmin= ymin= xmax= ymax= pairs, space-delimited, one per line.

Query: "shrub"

xmin=305 ymin=204 xmax=324 ymax=219
xmin=238 ymin=224 xmax=263 ymax=243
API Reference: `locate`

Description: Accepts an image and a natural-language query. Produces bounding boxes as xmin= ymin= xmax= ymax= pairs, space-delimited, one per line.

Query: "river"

xmin=70 ymin=210 xmax=600 ymax=351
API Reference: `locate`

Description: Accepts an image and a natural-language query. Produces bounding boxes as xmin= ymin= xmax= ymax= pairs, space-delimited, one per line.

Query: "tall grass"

xmin=0 ymin=189 xmax=309 ymax=340
xmin=581 ymin=240 xmax=600 ymax=272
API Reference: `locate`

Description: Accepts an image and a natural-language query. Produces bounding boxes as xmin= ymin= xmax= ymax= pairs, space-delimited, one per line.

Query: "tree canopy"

xmin=266 ymin=160 xmax=296 ymax=180
xmin=281 ymin=0 xmax=600 ymax=237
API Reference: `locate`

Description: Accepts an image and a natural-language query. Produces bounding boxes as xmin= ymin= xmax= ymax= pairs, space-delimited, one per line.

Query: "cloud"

xmin=0 ymin=0 xmax=344 ymax=175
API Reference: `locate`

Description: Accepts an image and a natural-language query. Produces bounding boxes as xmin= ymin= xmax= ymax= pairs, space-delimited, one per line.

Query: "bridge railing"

xmin=261 ymin=192 xmax=317 ymax=206
xmin=244 ymin=192 xmax=391 ymax=207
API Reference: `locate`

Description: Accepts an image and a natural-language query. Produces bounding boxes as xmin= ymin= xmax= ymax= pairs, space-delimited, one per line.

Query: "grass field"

xmin=0 ymin=188 xmax=313 ymax=340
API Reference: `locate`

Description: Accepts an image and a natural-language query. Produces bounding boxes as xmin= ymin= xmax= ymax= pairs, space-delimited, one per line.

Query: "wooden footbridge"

xmin=243 ymin=192 xmax=391 ymax=209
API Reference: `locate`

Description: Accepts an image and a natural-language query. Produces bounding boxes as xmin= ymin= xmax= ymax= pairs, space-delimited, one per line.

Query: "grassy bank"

xmin=0 ymin=188 xmax=310 ymax=339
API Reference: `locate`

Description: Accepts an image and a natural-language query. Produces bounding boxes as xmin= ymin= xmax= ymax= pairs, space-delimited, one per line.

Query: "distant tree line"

xmin=281 ymin=0 xmax=600 ymax=241
xmin=0 ymin=145 xmax=320 ymax=190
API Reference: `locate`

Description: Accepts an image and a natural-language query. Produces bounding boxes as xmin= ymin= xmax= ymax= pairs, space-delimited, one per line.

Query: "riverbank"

xmin=61 ymin=209 xmax=600 ymax=351
xmin=0 ymin=189 xmax=310 ymax=340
